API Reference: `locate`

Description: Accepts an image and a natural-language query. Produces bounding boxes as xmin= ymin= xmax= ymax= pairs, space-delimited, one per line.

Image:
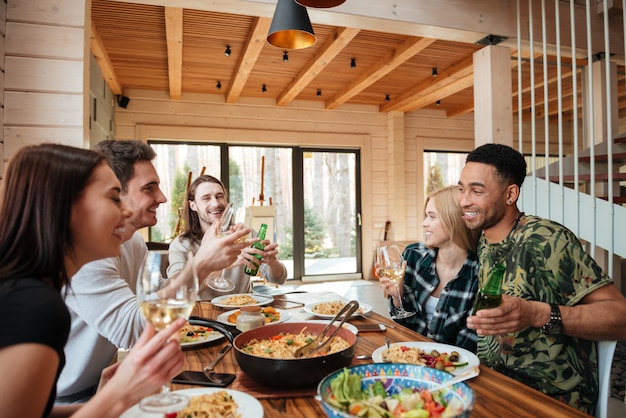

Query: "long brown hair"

xmin=181 ymin=175 xmax=228 ymax=242
xmin=0 ymin=144 xmax=106 ymax=290
xmin=425 ymin=185 xmax=480 ymax=253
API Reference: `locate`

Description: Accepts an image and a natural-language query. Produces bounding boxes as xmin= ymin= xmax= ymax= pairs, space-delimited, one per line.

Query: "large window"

xmin=148 ymin=142 xmax=361 ymax=281
xmin=301 ymin=150 xmax=360 ymax=278
xmin=423 ymin=151 xmax=468 ymax=194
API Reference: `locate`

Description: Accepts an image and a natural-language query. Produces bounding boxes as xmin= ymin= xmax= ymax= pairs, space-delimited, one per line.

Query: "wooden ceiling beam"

xmin=165 ymin=7 xmax=183 ymax=100
xmin=325 ymin=36 xmax=436 ymax=110
xmin=226 ymin=17 xmax=272 ymax=104
xmin=381 ymin=55 xmax=474 ymax=113
xmin=277 ymin=27 xmax=360 ymax=107
xmin=90 ymin=22 xmax=123 ymax=95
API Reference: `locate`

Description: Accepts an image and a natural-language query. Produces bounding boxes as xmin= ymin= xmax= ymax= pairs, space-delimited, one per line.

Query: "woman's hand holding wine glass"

xmin=378 ymin=244 xmax=416 ymax=320
xmin=136 ymin=250 xmax=198 ymax=413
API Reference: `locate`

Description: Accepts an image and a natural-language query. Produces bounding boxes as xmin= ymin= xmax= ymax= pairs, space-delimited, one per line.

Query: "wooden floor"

xmin=283 ymin=278 xmax=626 ymax=418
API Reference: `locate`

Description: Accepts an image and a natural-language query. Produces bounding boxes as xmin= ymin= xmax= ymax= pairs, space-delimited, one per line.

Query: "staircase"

xmin=522 ymin=136 xmax=626 ymax=291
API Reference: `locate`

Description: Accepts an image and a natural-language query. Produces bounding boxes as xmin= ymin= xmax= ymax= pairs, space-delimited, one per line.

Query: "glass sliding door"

xmin=228 ymin=146 xmax=294 ymax=278
xmin=300 ymin=149 xmax=361 ymax=279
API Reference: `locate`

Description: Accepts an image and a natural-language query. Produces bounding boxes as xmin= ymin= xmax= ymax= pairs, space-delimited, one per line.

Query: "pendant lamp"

xmin=267 ymin=0 xmax=316 ymax=49
xmin=295 ymin=0 xmax=346 ymax=7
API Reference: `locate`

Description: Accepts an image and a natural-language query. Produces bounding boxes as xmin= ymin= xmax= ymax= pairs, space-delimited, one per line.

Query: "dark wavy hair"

xmin=94 ymin=140 xmax=156 ymax=192
xmin=181 ymin=175 xmax=228 ymax=242
xmin=0 ymin=144 xmax=106 ymax=290
xmin=466 ymin=143 xmax=527 ymax=188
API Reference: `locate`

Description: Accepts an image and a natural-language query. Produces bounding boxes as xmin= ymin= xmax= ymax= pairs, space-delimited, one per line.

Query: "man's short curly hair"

xmin=466 ymin=143 xmax=527 ymax=187
xmin=94 ymin=140 xmax=156 ymax=193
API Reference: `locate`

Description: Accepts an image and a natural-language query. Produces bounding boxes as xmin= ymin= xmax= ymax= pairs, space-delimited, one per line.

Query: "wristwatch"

xmin=542 ymin=304 xmax=563 ymax=336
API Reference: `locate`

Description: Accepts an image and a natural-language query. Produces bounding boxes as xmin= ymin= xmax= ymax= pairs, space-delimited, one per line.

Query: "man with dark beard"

xmin=457 ymin=143 xmax=626 ymax=415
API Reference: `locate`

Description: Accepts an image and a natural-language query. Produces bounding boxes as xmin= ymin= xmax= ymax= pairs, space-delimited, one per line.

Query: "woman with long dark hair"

xmin=0 ymin=143 xmax=185 ymax=417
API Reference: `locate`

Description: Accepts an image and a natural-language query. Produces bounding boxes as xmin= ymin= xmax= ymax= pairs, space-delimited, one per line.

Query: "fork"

xmin=203 ymin=344 xmax=232 ymax=383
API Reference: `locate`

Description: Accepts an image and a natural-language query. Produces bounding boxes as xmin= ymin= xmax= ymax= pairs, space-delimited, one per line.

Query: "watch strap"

xmin=542 ymin=304 xmax=562 ymax=335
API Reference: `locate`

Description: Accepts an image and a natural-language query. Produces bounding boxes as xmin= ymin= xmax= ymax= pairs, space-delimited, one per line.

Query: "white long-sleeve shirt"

xmin=167 ymin=235 xmax=287 ymax=300
xmin=56 ymin=232 xmax=147 ymax=401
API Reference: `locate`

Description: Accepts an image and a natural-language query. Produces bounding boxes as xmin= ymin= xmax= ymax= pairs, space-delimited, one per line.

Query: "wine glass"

xmin=378 ymin=244 xmax=415 ymax=320
xmin=205 ymin=203 xmax=237 ymax=292
xmin=136 ymin=250 xmax=198 ymax=413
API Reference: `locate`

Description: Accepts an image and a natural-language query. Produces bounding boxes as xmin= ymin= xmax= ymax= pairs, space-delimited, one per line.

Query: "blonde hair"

xmin=424 ymin=185 xmax=479 ymax=253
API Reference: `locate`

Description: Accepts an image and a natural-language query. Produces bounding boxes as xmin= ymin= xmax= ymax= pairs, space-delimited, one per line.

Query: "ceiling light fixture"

xmin=295 ymin=0 xmax=346 ymax=7
xmin=317 ymin=89 xmax=321 ymax=96
xmin=267 ymin=0 xmax=316 ymax=49
xmin=436 ymin=100 xmax=441 ymax=106
xmin=262 ymin=84 xmax=267 ymax=93
xmin=351 ymin=58 xmax=356 ymax=68
xmin=432 ymin=67 xmax=438 ymax=77
xmin=283 ymin=51 xmax=289 ymax=62
xmin=385 ymin=94 xmax=390 ymax=102
xmin=224 ymin=45 xmax=231 ymax=56
xmin=216 ymin=81 xmax=222 ymax=90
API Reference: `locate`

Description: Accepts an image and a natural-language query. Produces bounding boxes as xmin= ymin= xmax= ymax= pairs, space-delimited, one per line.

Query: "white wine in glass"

xmin=136 ymin=250 xmax=198 ymax=413
xmin=378 ymin=245 xmax=415 ymax=320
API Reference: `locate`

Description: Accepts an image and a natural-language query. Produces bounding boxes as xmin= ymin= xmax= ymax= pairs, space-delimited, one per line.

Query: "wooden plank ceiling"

xmin=90 ymin=0 xmax=623 ymax=121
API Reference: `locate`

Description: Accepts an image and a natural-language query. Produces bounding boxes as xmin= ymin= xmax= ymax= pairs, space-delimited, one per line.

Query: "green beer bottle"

xmin=244 ymin=223 xmax=268 ymax=276
xmin=473 ymin=263 xmax=505 ymax=313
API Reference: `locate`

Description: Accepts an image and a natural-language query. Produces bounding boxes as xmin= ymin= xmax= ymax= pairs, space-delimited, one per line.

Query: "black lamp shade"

xmin=295 ymin=0 xmax=346 ymax=7
xmin=267 ymin=0 xmax=316 ymax=49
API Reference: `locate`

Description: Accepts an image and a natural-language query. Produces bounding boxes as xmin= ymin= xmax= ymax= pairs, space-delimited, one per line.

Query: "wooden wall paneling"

xmin=403 ymin=137 xmax=418 ymax=239
xmin=0 ymin=2 xmax=6 ymax=179
xmin=4 ymin=57 xmax=83 ymax=93
xmin=5 ymin=22 xmax=84 ymax=59
xmin=3 ymin=126 xmax=84 ymax=158
xmin=0 ymin=32 xmax=5 ymax=72
xmin=0 ymin=1 xmax=6 ymax=38
xmin=7 ymin=0 xmax=85 ymax=26
xmin=4 ymin=91 xmax=83 ymax=126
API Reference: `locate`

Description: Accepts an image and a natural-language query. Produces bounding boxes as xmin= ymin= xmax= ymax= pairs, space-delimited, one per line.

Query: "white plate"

xmin=371 ymin=341 xmax=480 ymax=377
xmin=120 ymin=388 xmax=263 ymax=418
xmin=303 ymin=301 xmax=372 ymax=319
xmin=216 ymin=308 xmax=291 ymax=326
xmin=211 ymin=293 xmax=274 ymax=308
xmin=180 ymin=319 xmax=224 ymax=348
xmin=305 ymin=319 xmax=359 ymax=335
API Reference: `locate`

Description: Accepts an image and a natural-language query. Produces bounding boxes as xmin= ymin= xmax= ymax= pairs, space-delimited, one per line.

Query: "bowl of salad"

xmin=316 ymin=363 xmax=474 ymax=418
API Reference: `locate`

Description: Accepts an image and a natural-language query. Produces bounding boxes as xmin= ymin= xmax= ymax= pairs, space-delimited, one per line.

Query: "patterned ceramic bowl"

xmin=316 ymin=363 xmax=474 ymax=418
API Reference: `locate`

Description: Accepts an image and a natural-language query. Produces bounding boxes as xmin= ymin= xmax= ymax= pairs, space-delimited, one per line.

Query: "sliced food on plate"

xmin=381 ymin=345 xmax=466 ymax=373
xmin=179 ymin=321 xmax=220 ymax=345
xmin=120 ymin=387 xmax=263 ymax=418
xmin=211 ymin=293 xmax=274 ymax=308
xmin=305 ymin=300 xmax=372 ymax=318
xmin=226 ymin=306 xmax=286 ymax=324
xmin=371 ymin=341 xmax=480 ymax=376
xmin=176 ymin=390 xmax=240 ymax=418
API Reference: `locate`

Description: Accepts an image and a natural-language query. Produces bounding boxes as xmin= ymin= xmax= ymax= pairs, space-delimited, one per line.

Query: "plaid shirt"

xmin=390 ymin=242 xmax=479 ymax=352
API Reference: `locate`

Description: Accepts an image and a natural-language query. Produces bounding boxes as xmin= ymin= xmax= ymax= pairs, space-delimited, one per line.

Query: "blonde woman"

xmin=379 ymin=186 xmax=480 ymax=351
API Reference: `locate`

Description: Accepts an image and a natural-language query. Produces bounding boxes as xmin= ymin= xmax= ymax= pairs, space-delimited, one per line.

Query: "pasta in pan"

xmin=242 ymin=328 xmax=350 ymax=359
xmin=175 ymin=391 xmax=240 ymax=418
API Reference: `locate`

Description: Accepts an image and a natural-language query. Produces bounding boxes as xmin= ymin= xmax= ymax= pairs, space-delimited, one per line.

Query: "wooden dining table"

xmin=173 ymin=291 xmax=590 ymax=418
